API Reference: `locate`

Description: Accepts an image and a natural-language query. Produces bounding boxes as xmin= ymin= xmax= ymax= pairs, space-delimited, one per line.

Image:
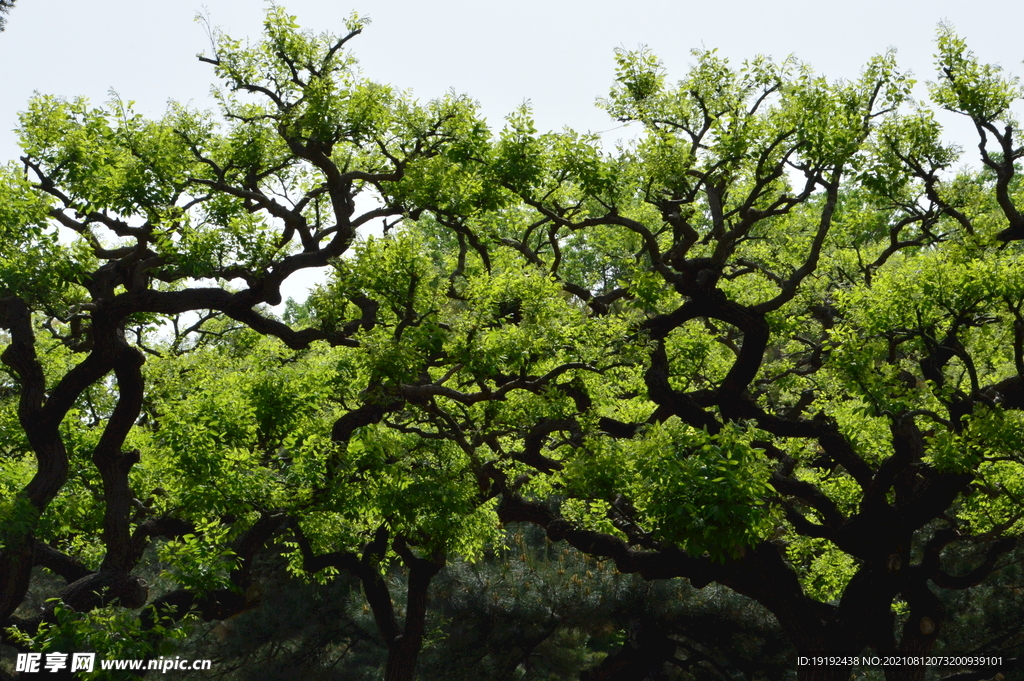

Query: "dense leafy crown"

xmin=2 ymin=9 xmax=1024 ymax=678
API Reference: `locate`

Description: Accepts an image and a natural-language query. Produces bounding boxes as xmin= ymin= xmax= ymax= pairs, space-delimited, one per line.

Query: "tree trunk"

xmin=381 ymin=544 xmax=445 ymax=681
xmin=383 ymin=636 xmax=423 ymax=681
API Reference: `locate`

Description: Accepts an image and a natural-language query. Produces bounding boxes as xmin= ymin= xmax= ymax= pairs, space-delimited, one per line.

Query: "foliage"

xmin=1 ymin=7 xmax=1024 ymax=681
xmin=6 ymin=600 xmax=187 ymax=681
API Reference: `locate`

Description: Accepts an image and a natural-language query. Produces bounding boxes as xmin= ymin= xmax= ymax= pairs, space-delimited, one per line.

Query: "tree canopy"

xmin=1 ymin=8 xmax=1023 ymax=681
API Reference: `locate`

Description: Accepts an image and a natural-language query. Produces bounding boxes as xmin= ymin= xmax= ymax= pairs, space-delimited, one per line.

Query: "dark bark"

xmin=0 ymin=297 xmax=94 ymax=621
xmin=293 ymin=522 xmax=445 ymax=681
xmin=580 ymin=619 xmax=679 ymax=680
xmin=14 ymin=571 xmax=149 ymax=635
xmin=31 ymin=541 xmax=92 ymax=583
xmin=94 ymin=332 xmax=146 ymax=573
xmin=383 ymin=538 xmax=446 ymax=681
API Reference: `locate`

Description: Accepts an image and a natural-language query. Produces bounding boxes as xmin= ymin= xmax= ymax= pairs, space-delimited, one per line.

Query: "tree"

xmin=2 ymin=7 xmax=1024 ymax=681
xmin=460 ymin=32 xmax=1024 ymax=681
xmin=1 ymin=9 xmax=494 ymax=681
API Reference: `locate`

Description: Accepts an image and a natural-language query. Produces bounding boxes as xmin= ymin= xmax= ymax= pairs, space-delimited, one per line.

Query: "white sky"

xmin=2 ymin=0 xmax=1022 ymax=300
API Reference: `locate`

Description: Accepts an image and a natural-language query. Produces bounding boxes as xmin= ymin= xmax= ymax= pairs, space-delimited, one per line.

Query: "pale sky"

xmin=2 ymin=0 xmax=1022 ymax=299
xmin=4 ymin=0 xmax=1024 ymax=159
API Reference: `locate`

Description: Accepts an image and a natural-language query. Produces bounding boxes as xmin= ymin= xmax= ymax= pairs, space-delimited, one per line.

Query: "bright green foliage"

xmin=134 ymin=327 xmax=502 ymax=574
xmin=786 ymin=537 xmax=859 ymax=603
xmin=931 ymin=24 xmax=1022 ymax=123
xmin=157 ymin=521 xmax=242 ymax=592
xmin=7 ymin=603 xmax=187 ymax=681
xmin=0 ymin=164 xmax=86 ymax=304
xmin=4 ymin=9 xmax=1024 ymax=679
xmin=561 ymin=422 xmax=772 ymax=561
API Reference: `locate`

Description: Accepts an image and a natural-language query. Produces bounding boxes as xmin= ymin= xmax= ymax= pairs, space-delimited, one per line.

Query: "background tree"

xmin=154 ymin=526 xmax=792 ymax=681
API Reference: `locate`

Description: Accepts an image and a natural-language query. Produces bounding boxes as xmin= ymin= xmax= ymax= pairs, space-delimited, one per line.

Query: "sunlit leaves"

xmin=786 ymin=537 xmax=858 ymax=603
xmin=0 ymin=164 xmax=87 ymax=302
xmin=18 ymin=96 xmax=194 ymax=216
xmin=561 ymin=420 xmax=772 ymax=562
xmin=930 ymin=24 xmax=1022 ymax=123
xmin=157 ymin=519 xmax=241 ymax=591
xmin=7 ymin=603 xmax=188 ymax=680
